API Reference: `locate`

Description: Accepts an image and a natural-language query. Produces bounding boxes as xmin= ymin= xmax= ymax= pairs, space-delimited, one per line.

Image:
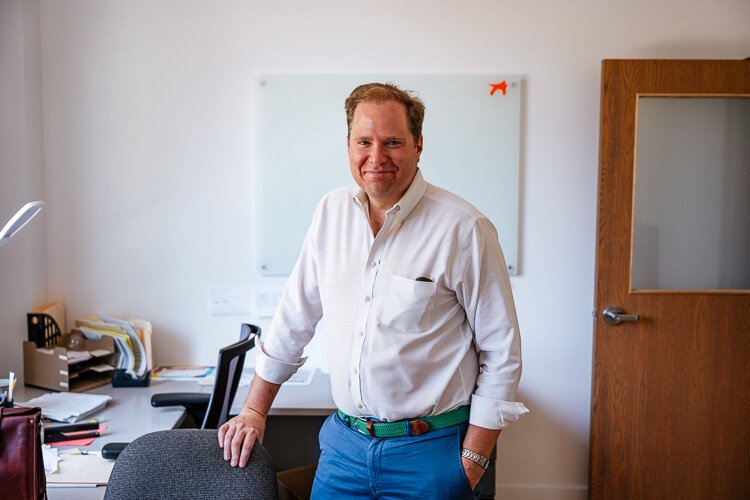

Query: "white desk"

xmin=17 ymin=379 xmax=194 ymax=451
xmin=14 ymin=369 xmax=335 ymax=499
xmin=234 ymin=368 xmax=335 ymax=417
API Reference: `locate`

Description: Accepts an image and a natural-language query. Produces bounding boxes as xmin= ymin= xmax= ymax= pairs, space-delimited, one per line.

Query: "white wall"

xmin=3 ymin=0 xmax=749 ymax=497
xmin=0 ymin=0 xmax=46 ymax=378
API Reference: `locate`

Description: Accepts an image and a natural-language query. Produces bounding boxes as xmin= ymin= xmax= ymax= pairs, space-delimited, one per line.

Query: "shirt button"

xmin=357 ymin=403 xmax=363 ymax=410
xmin=364 ymin=296 xmax=371 ymax=302
xmin=353 ymin=368 xmax=358 ymax=374
xmin=358 ymin=331 xmax=364 ymax=337
xmin=370 ymin=261 xmax=377 ymax=268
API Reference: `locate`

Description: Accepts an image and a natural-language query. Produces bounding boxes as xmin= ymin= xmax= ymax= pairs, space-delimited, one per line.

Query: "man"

xmin=219 ymin=83 xmax=527 ymax=499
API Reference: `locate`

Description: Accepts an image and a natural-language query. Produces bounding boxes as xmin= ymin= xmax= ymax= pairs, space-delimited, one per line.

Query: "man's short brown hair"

xmin=345 ymin=83 xmax=426 ymax=143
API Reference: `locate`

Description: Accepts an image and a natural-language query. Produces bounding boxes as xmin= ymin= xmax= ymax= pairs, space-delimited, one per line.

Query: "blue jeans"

xmin=311 ymin=412 xmax=482 ymax=499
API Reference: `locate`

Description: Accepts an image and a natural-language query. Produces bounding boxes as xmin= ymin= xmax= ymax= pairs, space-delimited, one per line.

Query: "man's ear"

xmin=416 ymin=135 xmax=424 ymax=157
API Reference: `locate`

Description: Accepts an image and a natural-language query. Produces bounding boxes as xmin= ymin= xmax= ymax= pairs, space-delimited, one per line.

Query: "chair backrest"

xmin=201 ymin=323 xmax=259 ymax=429
xmin=103 ymin=429 xmax=277 ymax=500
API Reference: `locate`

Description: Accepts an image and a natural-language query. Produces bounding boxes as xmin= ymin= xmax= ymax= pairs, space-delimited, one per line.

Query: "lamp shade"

xmin=0 ymin=201 xmax=46 ymax=248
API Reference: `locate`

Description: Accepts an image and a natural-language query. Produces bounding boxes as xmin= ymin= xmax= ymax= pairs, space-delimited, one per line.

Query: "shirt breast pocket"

xmin=378 ymin=273 xmax=438 ymax=333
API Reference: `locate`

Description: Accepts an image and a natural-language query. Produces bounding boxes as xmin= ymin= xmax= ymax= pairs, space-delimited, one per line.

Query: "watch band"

xmin=461 ymin=448 xmax=490 ymax=469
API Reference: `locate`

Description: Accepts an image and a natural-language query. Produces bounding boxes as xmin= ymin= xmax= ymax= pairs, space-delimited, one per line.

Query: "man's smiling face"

xmin=347 ymin=100 xmax=423 ymax=209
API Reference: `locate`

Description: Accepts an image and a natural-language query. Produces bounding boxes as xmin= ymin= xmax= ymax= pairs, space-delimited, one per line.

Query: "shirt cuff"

xmin=254 ymin=340 xmax=307 ymax=385
xmin=469 ymin=394 xmax=529 ymax=430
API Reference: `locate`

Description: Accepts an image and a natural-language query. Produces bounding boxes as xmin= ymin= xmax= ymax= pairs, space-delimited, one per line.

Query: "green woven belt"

xmin=336 ymin=406 xmax=470 ymax=438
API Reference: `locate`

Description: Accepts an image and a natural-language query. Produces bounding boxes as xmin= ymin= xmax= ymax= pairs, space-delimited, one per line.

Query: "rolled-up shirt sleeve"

xmin=455 ymin=217 xmax=529 ymax=429
xmin=255 ymin=340 xmax=307 ymax=384
xmin=470 ymin=395 xmax=529 ymax=429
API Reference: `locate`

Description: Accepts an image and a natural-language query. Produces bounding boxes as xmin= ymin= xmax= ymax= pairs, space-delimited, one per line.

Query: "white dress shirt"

xmin=256 ymin=170 xmax=528 ymax=429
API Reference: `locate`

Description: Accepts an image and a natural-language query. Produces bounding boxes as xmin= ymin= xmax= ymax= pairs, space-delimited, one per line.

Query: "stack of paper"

xmin=74 ymin=315 xmax=153 ymax=378
xmin=17 ymin=392 xmax=112 ymax=423
xmin=67 ymin=350 xmax=92 ymax=364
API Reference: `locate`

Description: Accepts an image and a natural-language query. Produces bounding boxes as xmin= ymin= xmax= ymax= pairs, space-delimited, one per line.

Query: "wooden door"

xmin=590 ymin=60 xmax=750 ymax=499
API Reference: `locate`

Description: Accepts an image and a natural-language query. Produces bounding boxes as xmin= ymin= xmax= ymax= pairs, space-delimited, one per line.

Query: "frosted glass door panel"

xmin=255 ymin=74 xmax=521 ymax=276
xmin=632 ymin=97 xmax=750 ymax=290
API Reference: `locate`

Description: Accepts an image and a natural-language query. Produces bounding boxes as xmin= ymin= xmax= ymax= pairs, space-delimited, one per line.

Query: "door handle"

xmin=602 ymin=306 xmax=640 ymax=326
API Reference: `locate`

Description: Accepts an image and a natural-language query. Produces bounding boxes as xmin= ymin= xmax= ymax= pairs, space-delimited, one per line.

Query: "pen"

xmin=8 ymin=371 xmax=14 ymax=402
xmin=65 ymin=450 xmax=102 ymax=456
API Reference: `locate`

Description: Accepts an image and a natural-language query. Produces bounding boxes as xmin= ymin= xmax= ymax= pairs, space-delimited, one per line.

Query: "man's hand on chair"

xmin=218 ymin=408 xmax=266 ymax=467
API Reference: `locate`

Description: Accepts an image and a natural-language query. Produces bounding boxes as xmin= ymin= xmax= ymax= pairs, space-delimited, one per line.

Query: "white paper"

xmin=47 ymin=451 xmax=115 ymax=486
xmin=197 ymin=371 xmax=253 ymax=387
xmin=98 ymin=314 xmax=149 ymax=377
xmin=17 ymin=392 xmax=111 ymax=423
xmin=208 ymin=284 xmax=252 ymax=316
xmin=253 ymin=285 xmax=284 ymax=317
xmin=88 ymin=363 xmax=115 ymax=373
xmin=42 ymin=445 xmax=60 ymax=474
xmin=286 ymin=368 xmax=314 ymax=386
xmin=90 ymin=349 xmax=113 ymax=357
xmin=67 ymin=351 xmax=91 ymax=364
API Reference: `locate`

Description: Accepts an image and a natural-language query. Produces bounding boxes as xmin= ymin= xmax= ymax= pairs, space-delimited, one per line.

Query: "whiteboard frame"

xmin=254 ymin=74 xmax=522 ymax=276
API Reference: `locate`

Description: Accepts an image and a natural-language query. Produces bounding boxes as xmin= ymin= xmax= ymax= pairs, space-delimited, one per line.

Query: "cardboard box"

xmin=277 ymin=464 xmax=317 ymax=500
xmin=23 ymin=331 xmax=116 ymax=392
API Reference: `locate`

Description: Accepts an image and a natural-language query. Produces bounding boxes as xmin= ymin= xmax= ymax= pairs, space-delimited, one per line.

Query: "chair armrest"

xmin=102 ymin=442 xmax=128 ymax=460
xmin=150 ymin=392 xmax=210 ymax=411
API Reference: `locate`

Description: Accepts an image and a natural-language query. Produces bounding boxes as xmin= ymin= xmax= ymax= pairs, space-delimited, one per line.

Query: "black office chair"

xmin=103 ymin=429 xmax=277 ymax=500
xmin=151 ymin=323 xmax=260 ymax=429
xmin=102 ymin=324 xmax=259 ymax=460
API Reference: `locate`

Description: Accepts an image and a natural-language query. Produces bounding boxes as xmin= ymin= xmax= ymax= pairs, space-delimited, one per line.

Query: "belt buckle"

xmin=350 ymin=416 xmax=376 ymax=437
xmin=409 ymin=419 xmax=430 ymax=436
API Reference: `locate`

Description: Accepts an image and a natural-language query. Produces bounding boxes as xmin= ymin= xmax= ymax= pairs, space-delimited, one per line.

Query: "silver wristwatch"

xmin=461 ymin=448 xmax=490 ymax=470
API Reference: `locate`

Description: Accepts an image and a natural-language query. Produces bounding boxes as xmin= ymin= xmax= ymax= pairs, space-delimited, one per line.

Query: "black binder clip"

xmin=111 ymin=369 xmax=151 ymax=388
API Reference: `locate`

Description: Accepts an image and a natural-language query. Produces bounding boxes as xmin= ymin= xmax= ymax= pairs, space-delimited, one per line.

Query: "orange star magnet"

xmin=489 ymin=81 xmax=508 ymax=96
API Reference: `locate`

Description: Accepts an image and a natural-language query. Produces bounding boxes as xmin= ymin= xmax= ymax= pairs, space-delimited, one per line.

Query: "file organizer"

xmin=23 ymin=331 xmax=116 ymax=392
xmin=27 ymin=308 xmax=64 ymax=347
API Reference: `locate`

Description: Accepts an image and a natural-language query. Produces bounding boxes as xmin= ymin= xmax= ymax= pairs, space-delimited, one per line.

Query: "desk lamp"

xmin=0 ymin=201 xmax=46 ymax=248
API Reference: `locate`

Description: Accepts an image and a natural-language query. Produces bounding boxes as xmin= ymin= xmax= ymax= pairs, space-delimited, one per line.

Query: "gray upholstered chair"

xmin=103 ymin=429 xmax=278 ymax=500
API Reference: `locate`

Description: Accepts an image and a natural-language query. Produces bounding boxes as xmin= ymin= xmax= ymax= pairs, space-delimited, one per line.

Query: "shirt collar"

xmin=394 ymin=169 xmax=428 ymax=222
xmin=352 ymin=168 xmax=428 ymax=223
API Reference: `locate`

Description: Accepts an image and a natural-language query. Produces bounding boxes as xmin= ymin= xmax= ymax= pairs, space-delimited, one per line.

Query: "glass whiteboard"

xmin=255 ymin=74 xmax=521 ymax=276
